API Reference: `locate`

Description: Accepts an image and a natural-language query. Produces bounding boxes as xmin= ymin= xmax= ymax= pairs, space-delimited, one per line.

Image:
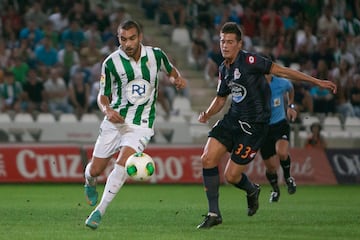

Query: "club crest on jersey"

xmin=126 ymin=79 xmax=152 ymax=105
xmin=234 ymin=68 xmax=241 ymax=80
xmin=229 ymin=82 xmax=247 ymax=103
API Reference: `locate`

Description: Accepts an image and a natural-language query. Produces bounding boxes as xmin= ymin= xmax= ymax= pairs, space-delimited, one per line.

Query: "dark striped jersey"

xmin=217 ymin=50 xmax=272 ymax=124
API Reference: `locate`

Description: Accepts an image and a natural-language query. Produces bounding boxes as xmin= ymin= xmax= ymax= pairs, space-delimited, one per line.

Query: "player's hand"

xmin=198 ymin=111 xmax=209 ymax=123
xmin=319 ymin=80 xmax=337 ymax=94
xmin=173 ymin=76 xmax=187 ymax=90
xmin=287 ymin=108 xmax=297 ymax=122
xmin=104 ymin=108 xmax=124 ymax=123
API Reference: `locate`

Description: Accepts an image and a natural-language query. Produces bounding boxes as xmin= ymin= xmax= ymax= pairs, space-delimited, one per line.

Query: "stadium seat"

xmin=13 ymin=113 xmax=34 ymax=123
xmin=0 ymin=113 xmax=12 ymax=123
xmin=36 ymin=113 xmax=56 ymax=123
xmin=172 ymin=96 xmax=194 ymax=117
xmin=171 ymin=27 xmax=191 ymax=47
xmin=344 ymin=117 xmax=360 ymax=138
xmin=80 ymin=113 xmax=100 ymax=123
xmin=58 ymin=113 xmax=78 ymax=123
xmin=301 ymin=115 xmax=321 ymax=131
xmin=323 ymin=116 xmax=343 ymax=131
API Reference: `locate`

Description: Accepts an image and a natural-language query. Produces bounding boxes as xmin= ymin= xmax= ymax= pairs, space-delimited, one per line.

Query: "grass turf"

xmin=0 ymin=184 xmax=359 ymax=240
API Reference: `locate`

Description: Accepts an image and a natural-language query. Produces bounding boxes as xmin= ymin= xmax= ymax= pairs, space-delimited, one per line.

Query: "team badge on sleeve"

xmin=246 ymin=55 xmax=256 ymax=64
xmin=100 ymin=74 xmax=105 ymax=86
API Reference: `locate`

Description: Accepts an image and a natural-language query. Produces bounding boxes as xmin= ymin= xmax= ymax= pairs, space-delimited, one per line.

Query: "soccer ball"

xmin=125 ymin=152 xmax=155 ymax=181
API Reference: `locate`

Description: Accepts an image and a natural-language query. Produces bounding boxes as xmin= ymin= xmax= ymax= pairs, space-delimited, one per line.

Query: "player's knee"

xmin=224 ymin=172 xmax=239 ymax=184
xmin=201 ymin=153 xmax=217 ymax=168
xmin=277 ymin=151 xmax=288 ymax=161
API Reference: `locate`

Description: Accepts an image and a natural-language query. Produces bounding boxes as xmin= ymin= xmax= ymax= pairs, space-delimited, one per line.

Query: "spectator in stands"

xmin=19 ymin=19 xmax=44 ymax=49
xmin=204 ymin=36 xmax=224 ymax=87
xmin=0 ymin=70 xmax=23 ymax=113
xmin=331 ymin=58 xmax=356 ymax=119
xmin=0 ymin=38 xmax=11 ymax=69
xmin=57 ymin=40 xmax=80 ymax=86
xmin=10 ymin=56 xmax=30 ymax=86
xmin=44 ymin=66 xmax=73 ymax=114
xmin=295 ymin=22 xmax=318 ymax=56
xmin=60 ymin=20 xmax=86 ymax=50
xmin=13 ymin=38 xmax=36 ymax=68
xmin=24 ymin=1 xmax=47 ymax=28
xmin=240 ymin=4 xmax=259 ymax=41
xmin=68 ymin=69 xmax=90 ymax=119
xmin=42 ymin=20 xmax=60 ymax=49
xmin=189 ymin=25 xmax=211 ymax=69
xmin=34 ymin=35 xmax=58 ymax=67
xmin=339 ymin=8 xmax=360 ymax=37
xmin=158 ymin=0 xmax=186 ymax=28
xmin=1 ymin=4 xmax=22 ymax=36
xmin=305 ymin=122 xmax=327 ymax=149
xmin=91 ymin=3 xmax=111 ymax=33
xmin=21 ymin=68 xmax=47 ymax=113
xmin=259 ymin=6 xmax=284 ymax=46
xmin=317 ymin=4 xmax=340 ymax=38
xmin=310 ymin=59 xmax=335 ymax=114
xmin=350 ymin=74 xmax=360 ymax=117
xmin=69 ymin=54 xmax=92 ymax=85
xmin=48 ymin=5 xmax=69 ymax=33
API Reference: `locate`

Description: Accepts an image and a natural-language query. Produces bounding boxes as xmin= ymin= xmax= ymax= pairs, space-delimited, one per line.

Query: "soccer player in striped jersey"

xmin=84 ymin=20 xmax=186 ymax=229
xmin=260 ymin=74 xmax=297 ymax=203
xmin=197 ymin=22 xmax=336 ymax=229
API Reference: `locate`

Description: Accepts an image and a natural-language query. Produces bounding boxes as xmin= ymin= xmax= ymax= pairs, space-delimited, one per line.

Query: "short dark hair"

xmin=220 ymin=22 xmax=242 ymax=41
xmin=118 ymin=20 xmax=142 ymax=35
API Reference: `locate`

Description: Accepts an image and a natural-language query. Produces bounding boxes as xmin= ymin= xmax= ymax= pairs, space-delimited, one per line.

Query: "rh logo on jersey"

xmin=126 ymin=79 xmax=152 ymax=105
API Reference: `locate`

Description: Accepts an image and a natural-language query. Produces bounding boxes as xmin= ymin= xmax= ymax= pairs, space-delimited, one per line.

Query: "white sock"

xmin=95 ymin=164 xmax=128 ymax=216
xmin=85 ymin=162 xmax=96 ymax=186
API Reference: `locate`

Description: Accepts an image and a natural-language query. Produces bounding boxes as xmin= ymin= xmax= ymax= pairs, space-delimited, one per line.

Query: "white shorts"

xmin=93 ymin=119 xmax=154 ymax=158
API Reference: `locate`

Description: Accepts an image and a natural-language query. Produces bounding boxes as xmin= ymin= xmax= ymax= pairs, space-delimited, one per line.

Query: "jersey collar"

xmin=118 ymin=44 xmax=145 ymax=61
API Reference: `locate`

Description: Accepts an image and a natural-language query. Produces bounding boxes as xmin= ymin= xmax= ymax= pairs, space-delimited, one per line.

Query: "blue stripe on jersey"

xmin=269 ymin=76 xmax=293 ymax=124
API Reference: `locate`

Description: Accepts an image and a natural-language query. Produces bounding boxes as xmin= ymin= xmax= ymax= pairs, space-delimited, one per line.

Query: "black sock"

xmin=266 ymin=171 xmax=279 ymax=192
xmin=280 ymin=156 xmax=291 ymax=180
xmin=234 ymin=173 xmax=256 ymax=195
xmin=203 ymin=167 xmax=221 ymax=216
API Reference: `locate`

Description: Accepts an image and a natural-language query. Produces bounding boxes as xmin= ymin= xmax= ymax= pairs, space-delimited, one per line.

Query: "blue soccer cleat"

xmin=84 ymin=184 xmax=98 ymax=206
xmin=85 ymin=210 xmax=101 ymax=230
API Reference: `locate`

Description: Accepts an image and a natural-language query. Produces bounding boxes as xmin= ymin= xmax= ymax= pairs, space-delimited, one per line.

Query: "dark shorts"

xmin=209 ymin=119 xmax=269 ymax=165
xmin=260 ymin=119 xmax=290 ymax=160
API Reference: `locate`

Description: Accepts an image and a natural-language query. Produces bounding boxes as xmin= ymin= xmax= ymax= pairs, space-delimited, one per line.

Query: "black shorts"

xmin=260 ymin=119 xmax=290 ymax=160
xmin=209 ymin=119 xmax=268 ymax=165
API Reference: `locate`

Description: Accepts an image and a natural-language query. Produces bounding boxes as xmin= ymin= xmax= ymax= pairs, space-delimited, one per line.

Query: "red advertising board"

xmin=0 ymin=144 xmax=337 ymax=184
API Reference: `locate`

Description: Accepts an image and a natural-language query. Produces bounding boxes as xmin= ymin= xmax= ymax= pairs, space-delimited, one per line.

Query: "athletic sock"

xmin=266 ymin=171 xmax=279 ymax=192
xmin=234 ymin=173 xmax=256 ymax=194
xmin=85 ymin=162 xmax=96 ymax=186
xmin=203 ymin=167 xmax=221 ymax=216
xmin=95 ymin=164 xmax=128 ymax=216
xmin=280 ymin=156 xmax=291 ymax=180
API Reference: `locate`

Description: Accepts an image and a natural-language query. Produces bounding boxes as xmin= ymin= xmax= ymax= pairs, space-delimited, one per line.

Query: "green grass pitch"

xmin=0 ymin=184 xmax=359 ymax=240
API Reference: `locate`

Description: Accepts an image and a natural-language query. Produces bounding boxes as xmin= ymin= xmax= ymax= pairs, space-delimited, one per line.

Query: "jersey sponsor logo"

xmin=125 ymin=79 xmax=152 ymax=105
xmin=230 ymin=82 xmax=247 ymax=103
xmin=246 ymin=55 xmax=256 ymax=64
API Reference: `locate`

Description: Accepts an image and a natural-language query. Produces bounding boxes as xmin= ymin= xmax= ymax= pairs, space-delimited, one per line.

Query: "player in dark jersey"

xmin=197 ymin=22 xmax=337 ymax=229
xmin=261 ymin=74 xmax=297 ymax=203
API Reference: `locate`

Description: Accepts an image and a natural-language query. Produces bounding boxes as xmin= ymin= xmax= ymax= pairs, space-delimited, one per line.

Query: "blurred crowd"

xmin=1 ymin=0 xmax=360 ymax=122
xmin=142 ymin=0 xmax=360 ymax=120
xmin=0 ymin=0 xmax=132 ymax=119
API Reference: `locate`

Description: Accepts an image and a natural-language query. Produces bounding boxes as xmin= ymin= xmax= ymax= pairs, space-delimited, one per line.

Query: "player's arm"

xmin=286 ymin=86 xmax=297 ymax=122
xmin=97 ymin=94 xmax=124 ymax=124
xmin=199 ymin=95 xmax=227 ymax=123
xmin=168 ymin=68 xmax=186 ymax=90
xmin=270 ymin=63 xmax=337 ymax=93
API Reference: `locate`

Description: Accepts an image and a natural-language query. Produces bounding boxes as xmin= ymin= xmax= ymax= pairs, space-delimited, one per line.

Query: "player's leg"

xmin=197 ymin=137 xmax=227 ymax=229
xmin=276 ymin=138 xmax=296 ymax=194
xmin=260 ymin=135 xmax=280 ymax=202
xmin=86 ymin=126 xmax=153 ymax=230
xmin=84 ymin=156 xmax=111 ymax=206
xmin=225 ymin=160 xmax=260 ymax=216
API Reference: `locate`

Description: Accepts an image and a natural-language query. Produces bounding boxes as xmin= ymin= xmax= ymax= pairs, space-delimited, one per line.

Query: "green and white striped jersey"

xmin=99 ymin=44 xmax=174 ymax=129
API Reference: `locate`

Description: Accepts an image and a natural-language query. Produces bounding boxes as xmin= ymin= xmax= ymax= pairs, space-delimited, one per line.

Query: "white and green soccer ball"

xmin=125 ymin=152 xmax=155 ymax=181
